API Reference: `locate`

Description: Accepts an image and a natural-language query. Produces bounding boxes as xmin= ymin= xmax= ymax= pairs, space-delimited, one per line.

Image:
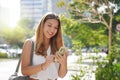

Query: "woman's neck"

xmin=44 ymin=38 xmax=50 ymax=49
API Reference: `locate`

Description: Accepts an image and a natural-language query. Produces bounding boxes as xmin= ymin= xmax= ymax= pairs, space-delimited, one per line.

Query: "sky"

xmin=0 ymin=0 xmax=20 ymax=27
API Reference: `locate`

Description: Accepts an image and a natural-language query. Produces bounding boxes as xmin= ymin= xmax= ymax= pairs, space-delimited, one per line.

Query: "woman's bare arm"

xmin=21 ymin=39 xmax=54 ymax=76
xmin=21 ymin=39 xmax=43 ymax=75
xmin=56 ymin=51 xmax=68 ymax=78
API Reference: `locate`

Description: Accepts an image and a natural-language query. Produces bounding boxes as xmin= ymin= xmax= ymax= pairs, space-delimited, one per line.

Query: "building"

xmin=20 ymin=0 xmax=70 ymax=28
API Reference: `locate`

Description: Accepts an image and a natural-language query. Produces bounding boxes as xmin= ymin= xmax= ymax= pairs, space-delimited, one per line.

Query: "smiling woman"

xmin=0 ymin=0 xmax=20 ymax=27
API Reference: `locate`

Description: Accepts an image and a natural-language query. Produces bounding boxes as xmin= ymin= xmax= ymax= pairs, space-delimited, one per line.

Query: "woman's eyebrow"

xmin=47 ymin=22 xmax=52 ymax=25
xmin=47 ymin=21 xmax=58 ymax=27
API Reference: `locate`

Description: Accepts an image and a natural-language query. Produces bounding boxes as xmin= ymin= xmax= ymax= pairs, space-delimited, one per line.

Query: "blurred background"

xmin=0 ymin=0 xmax=120 ymax=80
xmin=0 ymin=0 xmax=71 ymax=58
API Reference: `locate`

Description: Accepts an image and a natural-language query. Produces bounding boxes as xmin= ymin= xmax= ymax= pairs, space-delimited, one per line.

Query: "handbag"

xmin=9 ymin=40 xmax=34 ymax=80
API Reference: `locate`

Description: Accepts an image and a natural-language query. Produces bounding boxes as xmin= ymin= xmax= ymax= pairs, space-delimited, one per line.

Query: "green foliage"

xmin=0 ymin=26 xmax=27 ymax=48
xmin=63 ymin=34 xmax=72 ymax=48
xmin=0 ymin=52 xmax=8 ymax=58
xmin=57 ymin=1 xmax=65 ymax=8
xmin=71 ymin=74 xmax=81 ymax=80
xmin=59 ymin=1 xmax=120 ymax=80
xmin=68 ymin=0 xmax=90 ymax=19
xmin=18 ymin=18 xmax=34 ymax=29
xmin=67 ymin=0 xmax=120 ymax=53
xmin=0 ymin=18 xmax=34 ymax=48
xmin=114 ymin=10 xmax=120 ymax=27
xmin=95 ymin=46 xmax=120 ymax=80
xmin=70 ymin=65 xmax=87 ymax=80
xmin=72 ymin=41 xmax=82 ymax=55
xmin=60 ymin=15 xmax=108 ymax=49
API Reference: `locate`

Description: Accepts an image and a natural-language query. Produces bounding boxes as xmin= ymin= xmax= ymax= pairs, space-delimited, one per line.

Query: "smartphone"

xmin=59 ymin=46 xmax=67 ymax=56
xmin=54 ymin=46 xmax=67 ymax=62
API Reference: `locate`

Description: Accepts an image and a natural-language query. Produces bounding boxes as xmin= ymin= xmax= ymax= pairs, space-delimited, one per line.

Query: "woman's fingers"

xmin=44 ymin=55 xmax=55 ymax=67
xmin=55 ymin=52 xmax=66 ymax=64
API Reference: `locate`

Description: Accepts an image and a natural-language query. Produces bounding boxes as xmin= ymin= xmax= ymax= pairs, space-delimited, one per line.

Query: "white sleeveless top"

xmin=30 ymin=46 xmax=59 ymax=80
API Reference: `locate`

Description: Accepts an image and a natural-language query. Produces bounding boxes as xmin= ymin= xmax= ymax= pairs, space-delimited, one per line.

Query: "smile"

xmin=47 ymin=31 xmax=53 ymax=35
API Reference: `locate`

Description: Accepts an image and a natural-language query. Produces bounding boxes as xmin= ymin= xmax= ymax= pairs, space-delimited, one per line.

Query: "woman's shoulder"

xmin=25 ymin=37 xmax=35 ymax=43
xmin=25 ymin=39 xmax=32 ymax=43
xmin=23 ymin=39 xmax=34 ymax=47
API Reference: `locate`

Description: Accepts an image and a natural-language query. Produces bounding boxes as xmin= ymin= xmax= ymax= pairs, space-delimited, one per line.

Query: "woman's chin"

xmin=46 ymin=36 xmax=52 ymax=39
xmin=45 ymin=34 xmax=54 ymax=39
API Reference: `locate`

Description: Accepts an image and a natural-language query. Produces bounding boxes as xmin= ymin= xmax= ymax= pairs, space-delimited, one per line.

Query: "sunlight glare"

xmin=0 ymin=0 xmax=20 ymax=28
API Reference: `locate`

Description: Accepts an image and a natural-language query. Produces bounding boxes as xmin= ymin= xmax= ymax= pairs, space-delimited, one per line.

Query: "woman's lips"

xmin=47 ymin=31 xmax=53 ymax=36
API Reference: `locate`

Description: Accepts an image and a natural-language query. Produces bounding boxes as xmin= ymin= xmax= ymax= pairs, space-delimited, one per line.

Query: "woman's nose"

xmin=50 ymin=27 xmax=55 ymax=33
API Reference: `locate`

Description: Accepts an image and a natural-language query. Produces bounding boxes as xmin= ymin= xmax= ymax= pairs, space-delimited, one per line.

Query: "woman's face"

xmin=43 ymin=19 xmax=59 ymax=39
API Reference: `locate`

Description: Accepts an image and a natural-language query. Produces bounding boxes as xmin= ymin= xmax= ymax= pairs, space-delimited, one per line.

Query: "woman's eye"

xmin=48 ymin=25 xmax=51 ymax=27
xmin=55 ymin=27 xmax=58 ymax=29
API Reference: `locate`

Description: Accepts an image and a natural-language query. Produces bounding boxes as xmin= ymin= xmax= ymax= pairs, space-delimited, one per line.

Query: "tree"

xmin=0 ymin=26 xmax=27 ymax=48
xmin=18 ymin=18 xmax=35 ymax=29
xmin=60 ymin=15 xmax=108 ymax=50
xmin=0 ymin=18 xmax=34 ymax=48
xmin=68 ymin=0 xmax=120 ymax=53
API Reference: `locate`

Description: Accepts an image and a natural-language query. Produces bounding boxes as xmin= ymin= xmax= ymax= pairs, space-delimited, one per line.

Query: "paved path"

xmin=0 ymin=59 xmax=19 ymax=80
xmin=0 ymin=53 xmax=106 ymax=80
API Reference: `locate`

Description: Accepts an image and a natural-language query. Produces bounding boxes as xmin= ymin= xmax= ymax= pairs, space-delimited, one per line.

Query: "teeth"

xmin=49 ymin=32 xmax=52 ymax=35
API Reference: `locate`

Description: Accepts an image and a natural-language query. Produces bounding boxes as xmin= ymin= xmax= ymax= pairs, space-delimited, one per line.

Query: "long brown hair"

xmin=35 ymin=12 xmax=63 ymax=56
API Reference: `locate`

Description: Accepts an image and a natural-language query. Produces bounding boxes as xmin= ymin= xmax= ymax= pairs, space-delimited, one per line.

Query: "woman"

xmin=21 ymin=12 xmax=68 ymax=80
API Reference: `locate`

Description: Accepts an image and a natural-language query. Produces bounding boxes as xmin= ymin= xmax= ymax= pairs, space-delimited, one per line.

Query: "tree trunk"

xmin=108 ymin=27 xmax=112 ymax=53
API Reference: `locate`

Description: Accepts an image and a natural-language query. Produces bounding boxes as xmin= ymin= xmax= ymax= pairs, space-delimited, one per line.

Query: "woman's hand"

xmin=55 ymin=51 xmax=68 ymax=78
xmin=42 ymin=55 xmax=55 ymax=70
xmin=55 ymin=51 xmax=67 ymax=65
